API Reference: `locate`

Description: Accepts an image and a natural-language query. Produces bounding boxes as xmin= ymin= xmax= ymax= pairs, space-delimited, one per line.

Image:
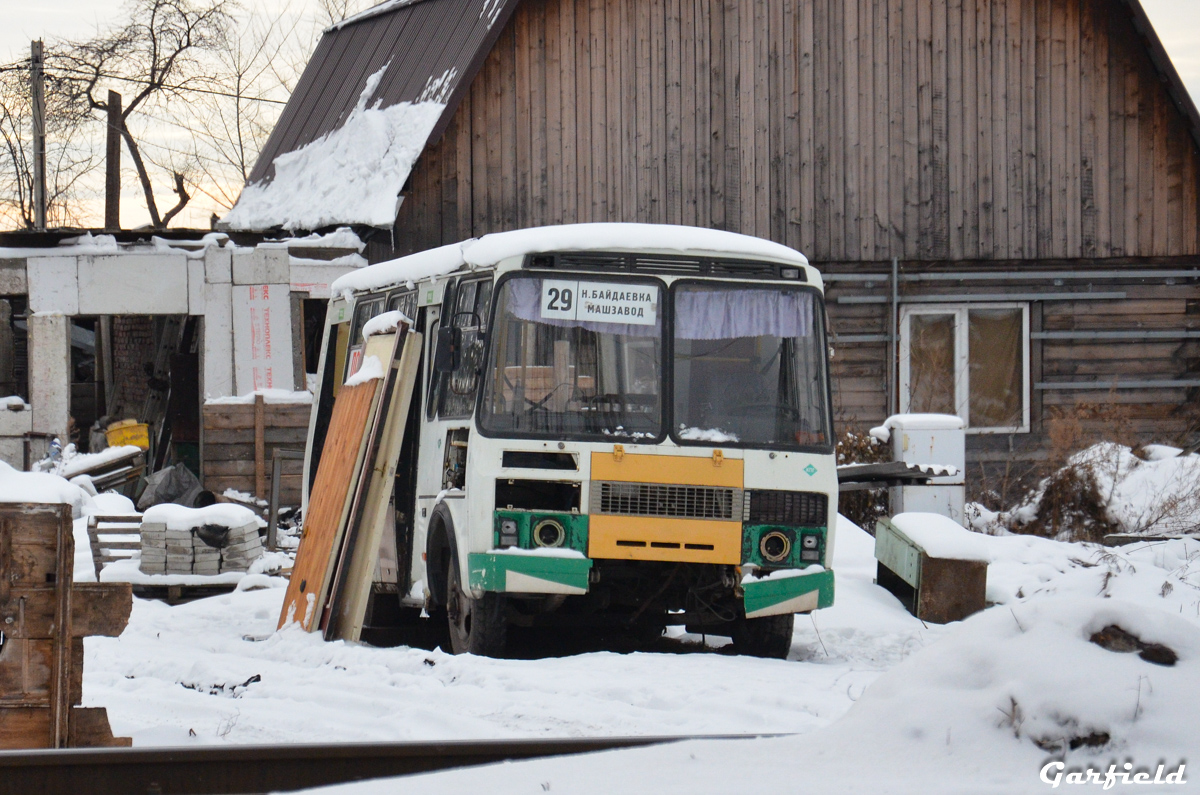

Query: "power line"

xmin=41 ymin=64 xmax=290 ymax=105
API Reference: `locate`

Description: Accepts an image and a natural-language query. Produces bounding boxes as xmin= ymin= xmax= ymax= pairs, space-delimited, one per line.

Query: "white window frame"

xmin=898 ymin=302 xmax=1030 ymax=434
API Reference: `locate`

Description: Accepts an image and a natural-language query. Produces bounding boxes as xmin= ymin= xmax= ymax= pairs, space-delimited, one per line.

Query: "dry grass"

xmin=835 ymin=429 xmax=891 ymax=532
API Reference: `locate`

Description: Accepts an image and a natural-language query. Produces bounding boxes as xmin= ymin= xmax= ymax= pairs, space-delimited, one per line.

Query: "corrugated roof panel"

xmin=247 ymin=0 xmax=518 ymax=187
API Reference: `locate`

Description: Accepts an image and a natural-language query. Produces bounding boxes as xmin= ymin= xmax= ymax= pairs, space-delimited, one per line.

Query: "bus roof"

xmin=330 ymin=223 xmax=811 ymax=298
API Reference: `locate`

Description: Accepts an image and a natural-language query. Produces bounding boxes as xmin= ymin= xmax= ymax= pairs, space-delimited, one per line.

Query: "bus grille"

xmin=744 ymin=490 xmax=828 ymax=527
xmin=591 ymin=481 xmax=742 ymax=521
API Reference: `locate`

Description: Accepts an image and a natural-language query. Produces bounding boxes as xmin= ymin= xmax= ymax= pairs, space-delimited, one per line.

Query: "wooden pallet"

xmin=86 ymin=514 xmax=143 ymax=580
xmin=0 ymin=504 xmax=132 ymax=749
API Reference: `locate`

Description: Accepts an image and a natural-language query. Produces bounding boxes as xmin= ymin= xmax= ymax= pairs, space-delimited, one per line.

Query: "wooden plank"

xmin=588 ymin=0 xmax=607 ymax=220
xmin=1105 ymin=0 xmax=1125 ymax=256
xmin=797 ymin=0 xmax=816 ymax=252
xmin=1021 ymin=0 xmax=1038 ymax=258
xmin=278 ymin=339 xmax=391 ymax=633
xmin=842 ymin=0 xmax=862 ymax=259
xmin=916 ymin=0 xmax=934 ymax=259
xmin=69 ymin=706 xmax=129 ymax=748
xmin=0 ymin=708 xmax=53 ymax=749
xmin=0 ymin=637 xmax=52 ymax=700
xmin=652 ymin=0 xmax=668 ymax=224
xmin=1035 ymin=0 xmax=1052 ymax=257
xmin=327 ymin=333 xmax=423 ymax=642
xmin=989 ymin=0 xmax=1008 ymax=257
xmin=827 ymin=0 xmax=845 ymax=259
xmin=694 ymin=0 xmax=712 ymax=228
xmin=946 ymin=0 xmax=964 ymax=259
xmin=254 ymin=394 xmax=266 ymax=500
xmin=811 ymin=0 xmax=829 ymax=256
xmin=886 ymin=0 xmax=903 ymax=260
xmin=679 ymin=0 xmax=697 ymax=228
xmin=1065 ymin=0 xmax=1081 ymax=256
xmin=871 ymin=0 xmax=890 ymax=259
xmin=560 ymin=0 xmax=578 ymax=225
xmin=768 ymin=0 xmax=785 ymax=241
xmin=70 ymin=584 xmax=132 ymax=638
xmin=515 ymin=5 xmax=533 ymax=228
xmin=1005 ymin=0 xmax=1023 ymax=257
xmin=500 ymin=23 xmax=519 ymax=231
xmin=202 ymin=428 xmax=307 ymax=446
xmin=623 ymin=0 xmax=639 ymax=224
xmin=1078 ymin=0 xmax=1096 ymax=257
xmin=545 ymin=0 xmax=562 ymax=225
xmin=1123 ymin=11 xmax=1140 ymax=256
xmin=636 ymin=0 xmax=653 ymax=220
xmin=900 ymin=0 xmax=918 ymax=259
xmin=930 ymin=0 xmax=948 ymax=259
xmin=976 ymin=0 xmax=994 ymax=258
xmin=665 ymin=0 xmax=683 ymax=227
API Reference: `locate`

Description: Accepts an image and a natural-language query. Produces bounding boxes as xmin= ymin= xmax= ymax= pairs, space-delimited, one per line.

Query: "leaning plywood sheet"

xmin=278 ymin=332 xmax=398 ymax=631
xmin=327 ymin=330 xmax=422 ymax=641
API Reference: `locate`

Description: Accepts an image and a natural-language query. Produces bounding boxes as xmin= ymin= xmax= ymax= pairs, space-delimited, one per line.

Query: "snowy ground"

xmin=82 ymin=516 xmax=1200 ymax=792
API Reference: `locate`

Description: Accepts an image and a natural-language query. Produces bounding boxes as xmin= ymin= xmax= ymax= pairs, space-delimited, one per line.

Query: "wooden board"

xmin=327 ymin=331 xmax=423 ymax=642
xmin=278 ymin=333 xmax=399 ymax=632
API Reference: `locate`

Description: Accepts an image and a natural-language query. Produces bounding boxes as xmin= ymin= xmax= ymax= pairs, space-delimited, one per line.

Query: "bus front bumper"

xmin=469 ymin=551 xmax=835 ymax=618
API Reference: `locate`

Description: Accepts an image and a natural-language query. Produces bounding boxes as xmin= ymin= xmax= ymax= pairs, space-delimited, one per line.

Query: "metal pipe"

xmin=838 ymin=291 xmax=1127 ymax=304
xmin=822 ymin=269 xmax=1200 ymax=282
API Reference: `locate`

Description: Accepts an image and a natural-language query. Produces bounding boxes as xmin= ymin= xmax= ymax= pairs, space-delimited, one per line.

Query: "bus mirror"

xmin=434 ymin=326 xmax=461 ymax=372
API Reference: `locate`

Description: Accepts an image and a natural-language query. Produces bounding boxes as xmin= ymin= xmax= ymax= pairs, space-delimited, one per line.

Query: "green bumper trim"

xmin=469 ymin=552 xmax=593 ymax=595
xmin=742 ymin=568 xmax=835 ymax=618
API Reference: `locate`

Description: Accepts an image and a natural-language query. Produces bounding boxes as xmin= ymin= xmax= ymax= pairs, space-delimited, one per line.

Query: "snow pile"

xmin=360 ymin=310 xmax=412 ymax=339
xmin=889 ymin=513 xmax=990 ymax=562
xmin=205 ymin=389 xmax=314 ymax=405
xmin=283 ymin=228 xmax=366 ymax=252
xmin=0 ymin=395 xmax=29 ymax=410
xmin=224 ymin=63 xmax=445 ymax=232
xmin=344 ymin=355 xmax=385 ymax=386
xmin=970 ymin=442 xmax=1200 ymax=541
xmin=0 ymin=461 xmax=94 ymax=517
xmin=142 ymin=502 xmax=265 ymax=532
xmin=330 ymin=223 xmax=813 ymax=299
xmin=54 ymin=444 xmax=143 ymax=479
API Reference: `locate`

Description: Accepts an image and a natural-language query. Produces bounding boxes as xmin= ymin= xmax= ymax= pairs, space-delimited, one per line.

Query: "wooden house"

xmin=230 ymin=0 xmax=1200 ymax=493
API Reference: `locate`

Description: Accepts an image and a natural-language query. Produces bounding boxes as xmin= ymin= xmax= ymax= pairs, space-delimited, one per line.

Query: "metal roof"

xmin=247 ymin=0 xmax=520 ymax=186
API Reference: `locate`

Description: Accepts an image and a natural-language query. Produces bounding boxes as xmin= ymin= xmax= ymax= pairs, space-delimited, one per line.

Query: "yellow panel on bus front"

xmin=589 ymin=451 xmax=743 ymax=488
xmin=588 ymin=516 xmax=743 ymax=564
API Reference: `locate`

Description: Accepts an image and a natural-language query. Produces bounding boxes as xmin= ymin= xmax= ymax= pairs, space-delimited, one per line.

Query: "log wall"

xmin=381 ymin=0 xmax=1200 ymax=264
xmin=201 ymin=401 xmax=310 ymax=505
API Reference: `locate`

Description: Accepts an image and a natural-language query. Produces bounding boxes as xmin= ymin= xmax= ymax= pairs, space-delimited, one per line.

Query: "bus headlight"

xmin=533 ymin=518 xmax=566 ymax=548
xmin=499 ymin=519 xmax=519 ymax=548
xmin=759 ymin=531 xmax=791 ymax=563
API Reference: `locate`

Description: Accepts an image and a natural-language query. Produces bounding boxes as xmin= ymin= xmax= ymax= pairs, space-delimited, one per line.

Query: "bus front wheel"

xmin=444 ymin=552 xmax=507 ymax=657
xmin=731 ymin=613 xmax=794 ymax=659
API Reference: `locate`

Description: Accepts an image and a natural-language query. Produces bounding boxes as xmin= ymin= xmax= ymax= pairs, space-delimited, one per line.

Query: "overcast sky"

xmin=2 ymin=0 xmax=1198 ymax=228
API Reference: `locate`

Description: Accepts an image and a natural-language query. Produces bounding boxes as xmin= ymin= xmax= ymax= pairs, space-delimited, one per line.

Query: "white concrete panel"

xmin=232 ymin=283 xmax=294 ymax=393
xmin=0 ymin=261 xmax=28 ymax=294
xmin=290 ymin=262 xmax=362 ymax=299
xmin=28 ymin=314 xmax=71 ymax=438
xmin=0 ymin=405 xmax=32 ymax=436
xmin=233 ymin=247 xmax=289 ymax=285
xmin=202 ymin=282 xmax=234 ymax=399
xmin=204 ymin=246 xmax=232 ymax=283
xmin=78 ymin=254 xmax=188 ymax=314
xmin=0 ymin=439 xmax=23 ymax=468
xmin=27 ymin=257 xmax=79 ymax=314
xmin=187 ymin=259 xmax=206 ymax=314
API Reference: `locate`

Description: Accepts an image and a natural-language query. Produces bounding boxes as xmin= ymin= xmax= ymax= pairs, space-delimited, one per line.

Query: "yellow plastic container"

xmin=106 ymin=419 xmax=150 ymax=450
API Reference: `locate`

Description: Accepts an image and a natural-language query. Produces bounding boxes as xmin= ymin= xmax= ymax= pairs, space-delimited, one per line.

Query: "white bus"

xmin=306 ymin=223 xmax=837 ymax=658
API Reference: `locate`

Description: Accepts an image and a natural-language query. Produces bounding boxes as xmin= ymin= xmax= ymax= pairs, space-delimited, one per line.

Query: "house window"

xmin=899 ymin=303 xmax=1029 ymax=432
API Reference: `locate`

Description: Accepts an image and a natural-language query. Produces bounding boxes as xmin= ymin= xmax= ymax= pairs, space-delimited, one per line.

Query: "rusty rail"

xmin=0 ymin=735 xmax=774 ymax=795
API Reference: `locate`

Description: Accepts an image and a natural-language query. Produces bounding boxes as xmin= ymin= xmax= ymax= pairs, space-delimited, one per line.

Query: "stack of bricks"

xmin=139 ymin=523 xmax=167 ymax=574
xmin=221 ymin=522 xmax=265 ymax=572
xmin=138 ymin=519 xmax=264 ymax=575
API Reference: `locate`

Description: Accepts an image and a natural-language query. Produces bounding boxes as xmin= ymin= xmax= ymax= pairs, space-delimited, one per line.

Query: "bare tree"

xmin=51 ymin=0 xmax=233 ymax=229
xmin=0 ymin=62 xmax=98 ymax=229
xmin=316 ymin=0 xmax=373 ymax=27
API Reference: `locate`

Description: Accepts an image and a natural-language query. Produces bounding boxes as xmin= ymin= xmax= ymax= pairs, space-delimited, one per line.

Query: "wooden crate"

xmin=0 ymin=504 xmax=132 ymax=748
xmin=874 ymin=517 xmax=988 ymax=624
xmin=202 ymin=397 xmax=311 ymax=504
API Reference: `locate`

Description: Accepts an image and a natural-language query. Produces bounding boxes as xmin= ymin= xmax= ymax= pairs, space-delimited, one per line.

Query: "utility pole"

xmin=105 ymin=90 xmax=122 ymax=230
xmin=30 ymin=40 xmax=47 ymax=230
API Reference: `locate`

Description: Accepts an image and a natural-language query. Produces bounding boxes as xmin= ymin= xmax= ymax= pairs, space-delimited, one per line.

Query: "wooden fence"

xmin=201 ymin=397 xmax=311 ymax=506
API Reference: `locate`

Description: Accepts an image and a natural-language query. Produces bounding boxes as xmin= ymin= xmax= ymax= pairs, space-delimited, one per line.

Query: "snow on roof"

xmin=330 ymin=223 xmax=812 ymax=298
xmin=223 ymin=62 xmax=445 ymax=232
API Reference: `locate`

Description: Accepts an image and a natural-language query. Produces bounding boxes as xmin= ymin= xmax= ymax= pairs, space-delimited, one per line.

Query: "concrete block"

xmin=188 ymin=259 xmax=206 ymax=314
xmin=232 ymin=283 xmax=294 ymax=393
xmin=233 ymin=247 xmax=289 ymax=285
xmin=140 ymin=521 xmax=168 ymax=534
xmin=78 ymin=254 xmax=188 ymax=314
xmin=27 ymin=256 xmax=79 ymax=313
xmin=166 ymin=529 xmax=193 ymax=541
xmin=27 ymin=314 xmax=71 ymax=438
xmin=139 ymin=561 xmax=165 ymax=574
xmin=204 ymin=246 xmax=232 ymax=283
xmin=289 ymin=262 xmax=361 ymax=300
xmin=202 ymin=282 xmax=234 ymax=399
xmin=0 ymin=259 xmax=27 ymax=294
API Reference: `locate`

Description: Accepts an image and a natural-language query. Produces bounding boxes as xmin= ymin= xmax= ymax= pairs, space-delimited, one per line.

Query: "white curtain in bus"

xmin=506 ymin=278 xmax=660 ymax=337
xmin=675 ymin=288 xmax=813 ymax=340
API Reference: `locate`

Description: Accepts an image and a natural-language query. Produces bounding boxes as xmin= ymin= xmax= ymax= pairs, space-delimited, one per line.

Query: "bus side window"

xmin=436 ymin=278 xmax=492 ymax=419
xmin=426 ymin=318 xmax=441 ymax=421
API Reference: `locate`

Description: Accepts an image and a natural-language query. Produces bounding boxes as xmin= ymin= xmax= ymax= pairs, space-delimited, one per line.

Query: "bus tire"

xmin=444 ymin=547 xmax=507 ymax=657
xmin=731 ymin=613 xmax=794 ymax=660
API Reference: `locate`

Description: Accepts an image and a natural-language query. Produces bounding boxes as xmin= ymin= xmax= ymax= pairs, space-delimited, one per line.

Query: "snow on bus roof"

xmin=329 ymin=223 xmax=811 ymax=298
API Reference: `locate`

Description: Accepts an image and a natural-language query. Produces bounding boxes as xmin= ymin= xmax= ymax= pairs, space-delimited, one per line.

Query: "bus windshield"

xmin=671 ymin=283 xmax=830 ymax=449
xmin=479 ymin=275 xmax=663 ymax=440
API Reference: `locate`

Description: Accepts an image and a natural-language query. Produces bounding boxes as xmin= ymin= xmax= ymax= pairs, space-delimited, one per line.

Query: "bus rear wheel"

xmin=731 ymin=613 xmax=794 ymax=659
xmin=445 ymin=552 xmax=507 ymax=657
